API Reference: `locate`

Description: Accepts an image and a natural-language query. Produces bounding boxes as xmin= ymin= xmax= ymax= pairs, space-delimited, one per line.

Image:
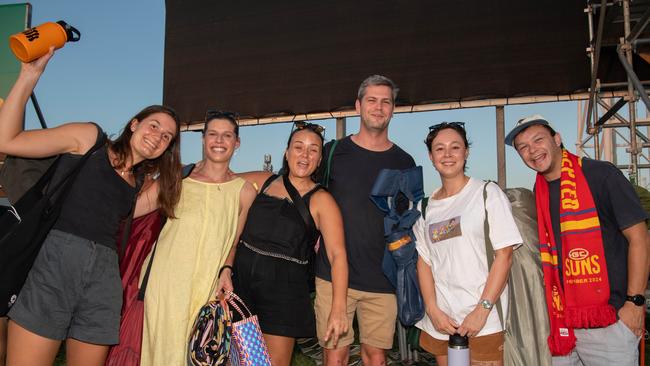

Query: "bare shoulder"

xmin=55 ymin=122 xmax=102 ymax=154
xmin=237 ymin=171 xmax=273 ymax=192
xmin=239 ymin=180 xmax=258 ymax=202
xmin=311 ymin=189 xmax=337 ymax=208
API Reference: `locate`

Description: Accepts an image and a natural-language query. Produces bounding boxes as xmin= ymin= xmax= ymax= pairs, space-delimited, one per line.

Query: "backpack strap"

xmin=482 ymin=181 xmax=504 ymax=327
xmin=420 ymin=196 xmax=429 ymax=219
xmin=182 ymin=163 xmax=195 ymax=178
xmin=323 ymin=139 xmax=340 ymax=188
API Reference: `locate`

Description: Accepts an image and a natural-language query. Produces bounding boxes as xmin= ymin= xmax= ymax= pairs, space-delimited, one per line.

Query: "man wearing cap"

xmin=505 ymin=115 xmax=650 ymax=365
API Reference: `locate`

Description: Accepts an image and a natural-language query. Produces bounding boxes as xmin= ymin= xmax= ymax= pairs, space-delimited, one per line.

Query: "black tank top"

xmin=239 ymin=175 xmax=320 ymax=263
xmin=52 ymin=144 xmax=137 ymax=248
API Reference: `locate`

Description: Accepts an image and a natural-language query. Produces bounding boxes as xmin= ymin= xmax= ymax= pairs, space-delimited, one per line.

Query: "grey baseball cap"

xmin=505 ymin=114 xmax=556 ymax=146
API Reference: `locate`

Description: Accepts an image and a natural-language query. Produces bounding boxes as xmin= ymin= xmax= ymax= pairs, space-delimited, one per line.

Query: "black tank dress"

xmin=233 ymin=175 xmax=320 ymax=337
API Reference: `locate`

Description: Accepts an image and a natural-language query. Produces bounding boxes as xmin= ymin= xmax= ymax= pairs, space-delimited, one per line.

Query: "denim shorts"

xmin=8 ymin=229 xmax=122 ymax=345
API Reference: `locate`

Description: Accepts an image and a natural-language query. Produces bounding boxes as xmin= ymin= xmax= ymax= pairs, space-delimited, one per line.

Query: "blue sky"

xmin=1 ymin=0 xmax=640 ymax=193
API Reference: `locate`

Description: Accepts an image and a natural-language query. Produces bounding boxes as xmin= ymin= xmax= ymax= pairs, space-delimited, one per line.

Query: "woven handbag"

xmin=226 ymin=292 xmax=272 ymax=366
xmin=188 ymin=298 xmax=232 ymax=366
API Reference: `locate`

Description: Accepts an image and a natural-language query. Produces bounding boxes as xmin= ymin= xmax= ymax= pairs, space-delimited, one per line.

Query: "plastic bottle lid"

xmin=448 ymin=333 xmax=469 ymax=349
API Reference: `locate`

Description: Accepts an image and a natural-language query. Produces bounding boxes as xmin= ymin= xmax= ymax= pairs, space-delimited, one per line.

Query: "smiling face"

xmin=129 ymin=112 xmax=177 ymax=162
xmin=284 ymin=129 xmax=323 ymax=179
xmin=513 ymin=124 xmax=563 ymax=180
xmin=355 ymin=85 xmax=394 ymax=133
xmin=203 ymin=118 xmax=240 ymax=163
xmin=428 ymin=128 xmax=469 ymax=179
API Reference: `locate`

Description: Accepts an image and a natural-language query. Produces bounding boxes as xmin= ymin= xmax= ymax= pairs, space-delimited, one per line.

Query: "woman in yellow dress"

xmin=138 ymin=111 xmax=256 ymax=366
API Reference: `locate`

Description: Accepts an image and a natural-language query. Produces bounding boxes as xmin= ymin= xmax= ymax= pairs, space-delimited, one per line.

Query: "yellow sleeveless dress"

xmin=140 ymin=177 xmax=245 ymax=366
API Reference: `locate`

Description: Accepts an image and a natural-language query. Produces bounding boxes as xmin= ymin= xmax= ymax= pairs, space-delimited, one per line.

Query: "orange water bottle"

xmin=9 ymin=21 xmax=80 ymax=63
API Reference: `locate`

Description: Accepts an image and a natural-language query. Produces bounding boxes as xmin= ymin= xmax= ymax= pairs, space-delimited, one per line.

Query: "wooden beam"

xmin=179 ymin=91 xmax=632 ymax=131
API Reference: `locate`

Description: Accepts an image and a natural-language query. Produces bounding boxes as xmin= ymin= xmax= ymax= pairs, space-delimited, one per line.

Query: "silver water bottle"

xmin=448 ymin=333 xmax=469 ymax=366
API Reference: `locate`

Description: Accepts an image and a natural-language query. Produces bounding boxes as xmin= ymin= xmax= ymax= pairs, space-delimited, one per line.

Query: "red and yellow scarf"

xmin=534 ymin=150 xmax=616 ymax=356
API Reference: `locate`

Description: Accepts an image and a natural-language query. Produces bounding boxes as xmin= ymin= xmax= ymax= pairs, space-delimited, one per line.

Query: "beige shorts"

xmin=314 ymin=277 xmax=397 ymax=349
xmin=419 ymin=330 xmax=504 ymax=362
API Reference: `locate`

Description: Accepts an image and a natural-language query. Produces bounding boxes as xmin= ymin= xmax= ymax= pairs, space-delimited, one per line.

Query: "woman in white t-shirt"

xmin=413 ymin=122 xmax=522 ymax=366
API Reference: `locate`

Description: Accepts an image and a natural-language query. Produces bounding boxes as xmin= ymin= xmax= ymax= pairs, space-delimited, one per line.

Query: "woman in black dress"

xmin=235 ymin=122 xmax=348 ymax=366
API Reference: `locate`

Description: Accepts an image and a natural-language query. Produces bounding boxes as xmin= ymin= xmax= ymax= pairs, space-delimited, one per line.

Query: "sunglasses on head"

xmin=205 ymin=109 xmax=238 ymax=123
xmin=424 ymin=121 xmax=466 ymax=144
xmin=292 ymin=121 xmax=325 ymax=136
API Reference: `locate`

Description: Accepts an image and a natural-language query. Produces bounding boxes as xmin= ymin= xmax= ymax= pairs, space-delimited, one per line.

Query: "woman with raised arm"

xmin=413 ymin=122 xmax=522 ymax=366
xmin=0 ymin=48 xmax=182 ymax=366
xmin=234 ymin=122 xmax=348 ymax=366
xmin=139 ymin=111 xmax=257 ymax=366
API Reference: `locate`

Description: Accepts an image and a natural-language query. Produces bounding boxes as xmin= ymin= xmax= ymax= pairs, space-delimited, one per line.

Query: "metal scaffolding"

xmin=577 ymin=0 xmax=650 ymax=186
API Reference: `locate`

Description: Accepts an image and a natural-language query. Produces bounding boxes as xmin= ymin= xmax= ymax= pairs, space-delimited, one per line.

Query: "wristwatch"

xmin=479 ymin=299 xmax=494 ymax=310
xmin=626 ymin=294 xmax=646 ymax=306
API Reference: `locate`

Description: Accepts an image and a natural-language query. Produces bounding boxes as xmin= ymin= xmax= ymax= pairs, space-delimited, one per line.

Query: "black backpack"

xmin=0 ymin=129 xmax=107 ymax=315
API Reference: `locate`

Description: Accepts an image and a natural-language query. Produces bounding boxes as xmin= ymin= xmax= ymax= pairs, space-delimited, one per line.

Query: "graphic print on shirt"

xmin=428 ymin=216 xmax=462 ymax=243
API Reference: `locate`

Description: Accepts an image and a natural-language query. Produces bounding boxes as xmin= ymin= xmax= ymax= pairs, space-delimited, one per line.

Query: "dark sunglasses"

xmin=205 ymin=109 xmax=238 ymax=123
xmin=424 ymin=121 xmax=466 ymax=144
xmin=292 ymin=121 xmax=325 ymax=136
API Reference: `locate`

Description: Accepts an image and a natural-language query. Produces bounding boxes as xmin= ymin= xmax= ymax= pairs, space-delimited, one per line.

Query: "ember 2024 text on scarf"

xmin=535 ymin=149 xmax=616 ymax=356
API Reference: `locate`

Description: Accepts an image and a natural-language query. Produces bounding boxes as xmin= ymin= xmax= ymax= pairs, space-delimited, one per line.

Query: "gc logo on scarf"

xmin=565 ymin=248 xmax=602 ymax=281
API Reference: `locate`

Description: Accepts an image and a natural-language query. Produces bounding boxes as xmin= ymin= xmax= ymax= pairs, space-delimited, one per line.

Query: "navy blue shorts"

xmin=232 ymin=244 xmax=315 ymax=338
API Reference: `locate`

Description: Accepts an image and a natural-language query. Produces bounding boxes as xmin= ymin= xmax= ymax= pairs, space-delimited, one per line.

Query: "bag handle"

xmin=138 ymin=163 xmax=197 ymax=300
xmin=45 ymin=124 xmax=107 ymax=199
xmin=282 ymin=174 xmax=317 ymax=235
xmin=118 ymin=172 xmax=146 ymax=259
xmin=225 ymin=291 xmax=253 ymax=319
xmin=260 ymin=174 xmax=278 ymax=193
xmin=138 ymin=235 xmax=158 ymax=301
xmin=26 ymin=125 xmax=104 ymax=200
xmin=28 ymin=155 xmax=62 ymax=196
xmin=482 ymin=181 xmax=504 ymax=327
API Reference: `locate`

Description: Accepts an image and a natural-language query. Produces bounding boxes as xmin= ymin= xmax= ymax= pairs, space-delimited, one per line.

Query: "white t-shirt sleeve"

xmin=413 ymin=199 xmax=432 ymax=266
xmin=485 ymin=183 xmax=523 ymax=250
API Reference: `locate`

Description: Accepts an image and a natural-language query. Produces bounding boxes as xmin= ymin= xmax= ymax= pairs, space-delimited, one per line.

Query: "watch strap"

xmin=626 ymin=294 xmax=646 ymax=306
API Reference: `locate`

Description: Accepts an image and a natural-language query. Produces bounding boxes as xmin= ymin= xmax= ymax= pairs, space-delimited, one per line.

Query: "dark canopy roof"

xmin=163 ymin=1 xmax=624 ymax=124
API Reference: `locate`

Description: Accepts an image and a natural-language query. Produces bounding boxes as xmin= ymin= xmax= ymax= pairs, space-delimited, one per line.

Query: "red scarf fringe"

xmin=565 ymin=304 xmax=616 ymax=328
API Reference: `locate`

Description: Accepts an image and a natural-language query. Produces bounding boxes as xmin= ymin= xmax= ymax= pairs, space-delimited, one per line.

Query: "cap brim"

xmin=505 ymin=119 xmax=550 ymax=147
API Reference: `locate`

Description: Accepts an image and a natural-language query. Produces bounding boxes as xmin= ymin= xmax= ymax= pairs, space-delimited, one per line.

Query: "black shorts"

xmin=232 ymin=244 xmax=315 ymax=338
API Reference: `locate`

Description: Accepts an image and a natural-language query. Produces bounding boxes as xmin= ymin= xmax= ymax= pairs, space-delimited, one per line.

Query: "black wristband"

xmin=218 ymin=264 xmax=233 ymax=278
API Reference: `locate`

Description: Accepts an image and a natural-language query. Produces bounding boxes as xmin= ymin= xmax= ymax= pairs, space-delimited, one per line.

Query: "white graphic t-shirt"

xmin=414 ymin=177 xmax=522 ymax=340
